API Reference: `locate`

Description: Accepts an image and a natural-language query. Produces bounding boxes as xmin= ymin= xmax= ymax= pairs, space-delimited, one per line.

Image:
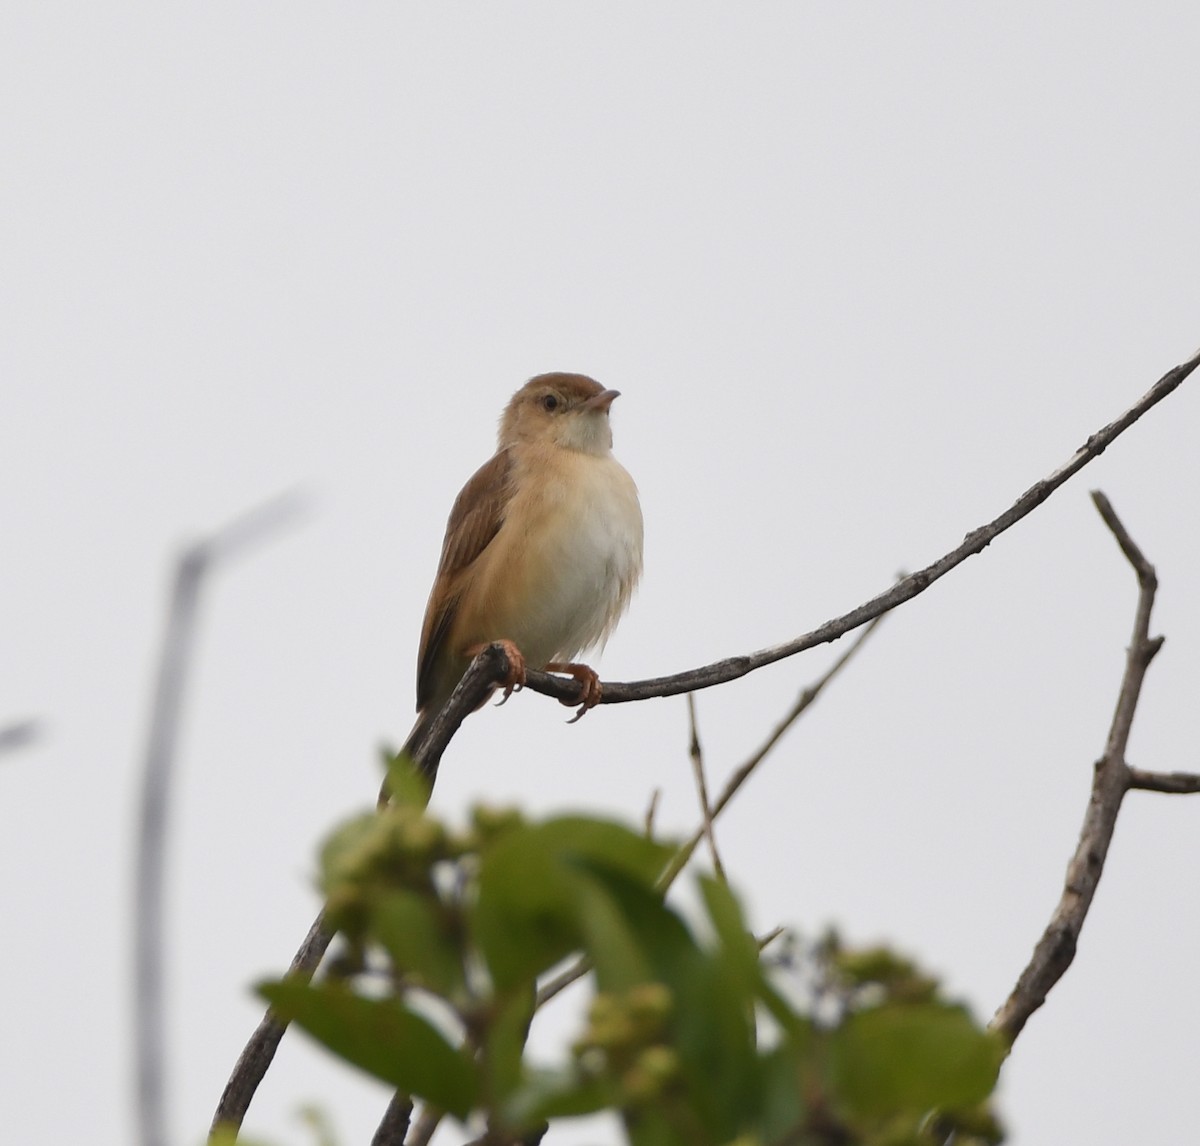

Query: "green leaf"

xmin=318 ymin=812 xmax=382 ymax=896
xmin=259 ymin=979 xmax=477 ymax=1118
xmin=626 ymin=1105 xmax=691 ymax=1146
xmin=371 ymin=890 xmax=462 ymax=996
xmin=484 ymin=987 xmax=535 ymax=1108
xmin=531 ymin=816 xmax=674 ymax=885
xmin=757 ymin=1043 xmax=806 ymax=1143
xmin=382 ymin=748 xmax=432 ymax=808
xmin=667 ymin=951 xmax=760 ymax=1139
xmin=566 ymin=857 xmax=697 ymax=989
xmin=567 ymin=868 xmax=657 ymax=991
xmin=829 ymin=1002 xmax=1003 ymax=1118
xmin=472 ymin=817 xmax=673 ymax=991
xmin=696 ymin=876 xmax=761 ymax=993
xmin=472 ymin=824 xmax=584 ymax=990
xmin=571 ymin=861 xmax=759 ymax=1140
xmin=504 ymin=1066 xmax=616 ymax=1126
xmin=208 ymin=1128 xmax=273 ymax=1146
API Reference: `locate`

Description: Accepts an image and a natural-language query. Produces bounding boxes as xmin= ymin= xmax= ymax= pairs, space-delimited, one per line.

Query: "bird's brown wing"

xmin=416 ymin=448 xmax=515 ymax=712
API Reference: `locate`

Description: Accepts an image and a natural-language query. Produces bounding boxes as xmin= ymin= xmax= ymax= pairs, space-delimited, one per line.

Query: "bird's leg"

xmin=465 ymin=639 xmax=527 ymax=704
xmin=544 ymin=662 xmax=603 ymax=723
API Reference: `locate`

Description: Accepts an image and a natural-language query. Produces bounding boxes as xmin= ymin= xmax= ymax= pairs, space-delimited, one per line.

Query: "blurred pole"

xmin=135 ymin=547 xmax=208 ymax=1146
xmin=132 ymin=493 xmax=305 ymax=1146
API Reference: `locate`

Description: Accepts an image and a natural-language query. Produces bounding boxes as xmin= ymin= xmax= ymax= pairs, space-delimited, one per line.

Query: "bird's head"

xmin=499 ymin=372 xmax=620 ymax=456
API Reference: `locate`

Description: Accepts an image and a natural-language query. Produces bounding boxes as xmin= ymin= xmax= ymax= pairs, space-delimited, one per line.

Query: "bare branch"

xmin=405 ymin=1106 xmax=442 ymax=1146
xmin=369 ymin=1093 xmax=413 ymax=1146
xmin=516 ymin=349 xmax=1200 ymax=710
xmin=209 ymin=913 xmax=332 ymax=1137
xmin=1127 ymin=768 xmax=1200 ymax=794
xmin=991 ymin=492 xmax=1164 ymax=1042
xmin=686 ymin=694 xmax=726 ymax=881
xmin=409 ymin=642 xmax=523 ymax=782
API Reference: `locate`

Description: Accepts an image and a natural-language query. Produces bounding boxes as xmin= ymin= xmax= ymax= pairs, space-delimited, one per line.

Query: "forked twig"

xmin=990 ymin=491 xmax=1194 ymax=1042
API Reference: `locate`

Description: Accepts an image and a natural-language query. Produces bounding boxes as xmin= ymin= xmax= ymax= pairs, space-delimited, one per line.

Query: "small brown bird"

xmin=401 ymin=372 xmax=644 ymax=778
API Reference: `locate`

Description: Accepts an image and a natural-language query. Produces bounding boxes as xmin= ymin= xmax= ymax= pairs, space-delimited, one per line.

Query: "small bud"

xmin=636 ymin=1045 xmax=679 ymax=1084
xmin=626 ymin=982 xmax=673 ymax=1024
xmin=471 ymin=804 xmax=524 ymax=840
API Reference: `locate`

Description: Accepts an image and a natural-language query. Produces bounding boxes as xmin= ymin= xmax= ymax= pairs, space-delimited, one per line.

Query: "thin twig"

xmin=644 ymin=788 xmax=661 ymax=837
xmin=990 ymin=492 xmax=1164 ymax=1042
xmin=686 ymin=694 xmax=726 ymax=882
xmin=405 ymin=1105 xmax=442 ymax=1146
xmin=135 ymin=493 xmax=304 ymax=1146
xmin=659 ymin=614 xmax=886 ymax=892
xmin=209 ymin=913 xmax=332 ymax=1136
xmin=1126 ymin=768 xmax=1200 ymax=794
xmin=757 ymin=926 xmax=787 ymax=952
xmin=369 ymin=1093 xmax=413 ymax=1146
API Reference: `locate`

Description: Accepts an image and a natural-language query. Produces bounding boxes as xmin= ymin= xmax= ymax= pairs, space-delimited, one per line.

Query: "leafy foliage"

xmin=259 ymin=760 xmax=1005 ymax=1145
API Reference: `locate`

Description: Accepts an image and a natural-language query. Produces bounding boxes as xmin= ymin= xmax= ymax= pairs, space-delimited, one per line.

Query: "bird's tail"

xmin=377 ymin=711 xmax=437 ymax=808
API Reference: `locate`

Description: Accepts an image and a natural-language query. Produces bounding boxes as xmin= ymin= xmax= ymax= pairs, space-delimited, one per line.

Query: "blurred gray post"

xmin=133 ymin=494 xmax=304 ymax=1146
xmin=135 ymin=546 xmax=208 ymax=1146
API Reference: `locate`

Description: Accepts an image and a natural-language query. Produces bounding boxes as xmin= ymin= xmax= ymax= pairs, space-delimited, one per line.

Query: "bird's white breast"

xmin=504 ymin=448 xmax=643 ymax=667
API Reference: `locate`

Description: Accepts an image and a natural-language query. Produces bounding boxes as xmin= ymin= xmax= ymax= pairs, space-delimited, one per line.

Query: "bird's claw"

xmin=546 ymin=662 xmax=603 ymax=723
xmin=466 ymin=639 xmax=527 ymax=706
xmin=497 ymin=676 xmax=524 ymax=706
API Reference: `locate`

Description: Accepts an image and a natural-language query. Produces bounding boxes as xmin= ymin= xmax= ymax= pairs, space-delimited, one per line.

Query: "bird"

xmin=398 ymin=371 xmax=643 ymax=785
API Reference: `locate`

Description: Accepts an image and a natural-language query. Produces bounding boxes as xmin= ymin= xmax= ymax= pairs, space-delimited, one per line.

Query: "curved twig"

xmin=209 ymin=913 xmax=331 ymax=1135
xmin=512 ymin=348 xmax=1198 ymax=719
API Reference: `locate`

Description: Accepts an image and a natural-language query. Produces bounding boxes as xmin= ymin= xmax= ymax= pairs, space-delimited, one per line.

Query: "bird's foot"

xmin=545 ymin=661 xmax=603 ymax=723
xmin=466 ymin=639 xmax=528 ymax=704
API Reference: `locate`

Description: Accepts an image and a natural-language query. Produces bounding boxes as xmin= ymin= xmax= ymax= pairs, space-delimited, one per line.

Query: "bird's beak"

xmin=580 ymin=389 xmax=620 ymax=413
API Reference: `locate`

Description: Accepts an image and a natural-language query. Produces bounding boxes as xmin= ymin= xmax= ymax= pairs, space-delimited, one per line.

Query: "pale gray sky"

xmin=3 ymin=6 xmax=1199 ymax=1144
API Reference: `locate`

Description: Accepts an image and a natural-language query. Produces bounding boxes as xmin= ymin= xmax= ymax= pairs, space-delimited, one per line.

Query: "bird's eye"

xmin=541 ymin=394 xmax=560 ymax=412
